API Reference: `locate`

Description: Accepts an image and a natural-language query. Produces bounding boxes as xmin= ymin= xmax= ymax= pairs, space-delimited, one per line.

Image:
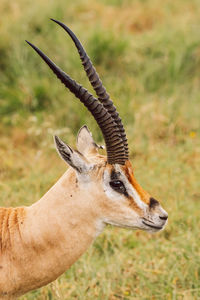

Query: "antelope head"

xmin=27 ymin=20 xmax=168 ymax=233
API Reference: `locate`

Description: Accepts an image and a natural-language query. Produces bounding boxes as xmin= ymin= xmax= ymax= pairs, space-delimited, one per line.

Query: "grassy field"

xmin=0 ymin=0 xmax=200 ymax=299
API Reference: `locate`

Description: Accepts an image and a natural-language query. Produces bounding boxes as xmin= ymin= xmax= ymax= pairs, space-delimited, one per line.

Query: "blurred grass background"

xmin=0 ymin=0 xmax=200 ymax=299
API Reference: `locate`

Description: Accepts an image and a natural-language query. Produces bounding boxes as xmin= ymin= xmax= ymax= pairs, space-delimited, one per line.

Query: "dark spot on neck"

xmin=75 ymin=178 xmax=78 ymax=188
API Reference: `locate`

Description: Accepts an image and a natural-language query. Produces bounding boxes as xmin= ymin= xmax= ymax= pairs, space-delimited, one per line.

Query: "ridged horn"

xmin=26 ymin=40 xmax=127 ymax=165
xmin=50 ymin=19 xmax=129 ymax=159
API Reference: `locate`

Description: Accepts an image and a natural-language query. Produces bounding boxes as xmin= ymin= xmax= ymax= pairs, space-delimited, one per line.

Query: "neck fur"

xmin=0 ymin=168 xmax=104 ymax=298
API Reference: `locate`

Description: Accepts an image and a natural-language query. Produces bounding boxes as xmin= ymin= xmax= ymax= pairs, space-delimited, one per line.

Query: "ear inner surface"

xmin=54 ymin=135 xmax=90 ymax=173
xmin=76 ymin=125 xmax=99 ymax=156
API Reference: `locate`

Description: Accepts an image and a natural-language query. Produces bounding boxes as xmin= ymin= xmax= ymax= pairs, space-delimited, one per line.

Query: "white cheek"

xmin=103 ymin=168 xmax=146 ymax=209
xmin=102 ymin=169 xmax=143 ymax=228
xmin=103 ymin=184 xmax=125 ymax=201
xmin=103 ymin=170 xmax=126 ymax=202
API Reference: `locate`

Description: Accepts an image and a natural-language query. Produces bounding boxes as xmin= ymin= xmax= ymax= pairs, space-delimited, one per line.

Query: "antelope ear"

xmin=54 ymin=135 xmax=91 ymax=173
xmin=76 ymin=125 xmax=104 ymax=156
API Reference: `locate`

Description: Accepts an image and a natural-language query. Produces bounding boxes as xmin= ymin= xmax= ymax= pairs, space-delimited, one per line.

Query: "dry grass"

xmin=0 ymin=0 xmax=200 ymax=299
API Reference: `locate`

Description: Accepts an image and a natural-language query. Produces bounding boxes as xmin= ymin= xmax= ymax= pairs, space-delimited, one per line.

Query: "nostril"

xmin=149 ymin=197 xmax=159 ymax=209
xmin=159 ymin=215 xmax=168 ymax=221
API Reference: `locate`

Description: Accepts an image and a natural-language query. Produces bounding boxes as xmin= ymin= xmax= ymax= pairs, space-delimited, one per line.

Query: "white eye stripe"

xmin=114 ymin=165 xmax=147 ymax=210
xmin=103 ymin=166 xmax=147 ymax=211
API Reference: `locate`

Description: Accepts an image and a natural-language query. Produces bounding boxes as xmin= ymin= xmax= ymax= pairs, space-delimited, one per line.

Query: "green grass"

xmin=0 ymin=0 xmax=200 ymax=299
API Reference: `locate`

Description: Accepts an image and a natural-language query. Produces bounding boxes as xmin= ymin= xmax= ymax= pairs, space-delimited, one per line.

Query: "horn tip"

xmin=50 ymin=18 xmax=57 ymax=22
xmin=50 ymin=18 xmax=62 ymax=26
xmin=25 ymin=40 xmax=36 ymax=50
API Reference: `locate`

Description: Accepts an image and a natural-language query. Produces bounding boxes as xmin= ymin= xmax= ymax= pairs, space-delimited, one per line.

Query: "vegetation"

xmin=0 ymin=0 xmax=200 ymax=299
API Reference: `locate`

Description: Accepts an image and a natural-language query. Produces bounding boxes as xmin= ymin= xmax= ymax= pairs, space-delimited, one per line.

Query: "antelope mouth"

xmin=142 ymin=220 xmax=163 ymax=230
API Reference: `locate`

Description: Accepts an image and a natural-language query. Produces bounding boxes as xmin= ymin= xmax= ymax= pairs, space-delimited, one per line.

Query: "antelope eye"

xmin=109 ymin=180 xmax=126 ymax=194
xmin=110 ymin=180 xmax=123 ymax=188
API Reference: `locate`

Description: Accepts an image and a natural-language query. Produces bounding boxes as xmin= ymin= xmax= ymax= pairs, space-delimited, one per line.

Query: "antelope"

xmin=0 ymin=20 xmax=168 ymax=299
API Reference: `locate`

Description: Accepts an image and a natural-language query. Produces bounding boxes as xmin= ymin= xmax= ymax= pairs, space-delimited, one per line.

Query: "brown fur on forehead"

xmin=122 ymin=161 xmax=151 ymax=205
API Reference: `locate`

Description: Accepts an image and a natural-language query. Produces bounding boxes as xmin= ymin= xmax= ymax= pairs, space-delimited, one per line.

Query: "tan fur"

xmin=0 ymin=132 xmax=167 ymax=299
xmin=0 ymin=164 xmax=106 ymax=298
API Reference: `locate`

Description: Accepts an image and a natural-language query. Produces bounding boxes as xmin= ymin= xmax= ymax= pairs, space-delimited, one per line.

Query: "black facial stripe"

xmin=110 ymin=170 xmax=121 ymax=181
xmin=110 ymin=170 xmax=129 ymax=197
xmin=149 ymin=197 xmax=159 ymax=209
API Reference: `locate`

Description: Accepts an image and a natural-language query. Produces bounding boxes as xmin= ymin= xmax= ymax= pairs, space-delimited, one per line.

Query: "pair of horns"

xmin=26 ymin=19 xmax=129 ymax=165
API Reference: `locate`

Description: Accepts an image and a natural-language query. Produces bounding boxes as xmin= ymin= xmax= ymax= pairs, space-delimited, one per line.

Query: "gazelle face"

xmin=55 ymin=126 xmax=168 ymax=233
xmin=28 ymin=20 xmax=168 ymax=234
xmin=101 ymin=161 xmax=168 ymax=233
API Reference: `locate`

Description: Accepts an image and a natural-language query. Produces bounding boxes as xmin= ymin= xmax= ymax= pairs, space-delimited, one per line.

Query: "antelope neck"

xmin=1 ymin=168 xmax=102 ymax=297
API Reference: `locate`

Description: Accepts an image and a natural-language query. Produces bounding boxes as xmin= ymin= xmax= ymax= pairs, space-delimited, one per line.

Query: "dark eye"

xmin=109 ymin=180 xmax=126 ymax=194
